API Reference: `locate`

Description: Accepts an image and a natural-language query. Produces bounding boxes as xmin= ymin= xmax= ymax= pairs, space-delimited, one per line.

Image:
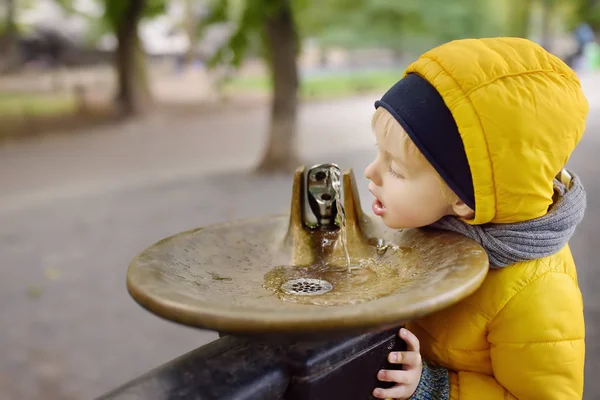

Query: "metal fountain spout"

xmin=305 ymin=163 xmax=341 ymax=230
xmin=286 ymin=163 xmax=369 ymax=267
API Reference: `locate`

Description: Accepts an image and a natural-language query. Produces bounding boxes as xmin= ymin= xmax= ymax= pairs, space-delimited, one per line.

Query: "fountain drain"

xmin=281 ymin=278 xmax=333 ymax=295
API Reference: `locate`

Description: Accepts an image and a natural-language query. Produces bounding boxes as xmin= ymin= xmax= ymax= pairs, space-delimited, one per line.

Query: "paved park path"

xmin=1 ymin=75 xmax=599 ymax=399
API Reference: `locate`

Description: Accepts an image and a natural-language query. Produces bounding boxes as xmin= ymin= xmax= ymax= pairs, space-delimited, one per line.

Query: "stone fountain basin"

xmin=126 ymin=167 xmax=489 ymax=338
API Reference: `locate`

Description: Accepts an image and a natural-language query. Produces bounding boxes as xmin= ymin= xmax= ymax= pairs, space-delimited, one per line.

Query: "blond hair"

xmin=371 ymin=107 xmax=458 ymax=202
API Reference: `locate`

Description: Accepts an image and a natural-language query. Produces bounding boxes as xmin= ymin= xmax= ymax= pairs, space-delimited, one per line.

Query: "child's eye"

xmin=388 ymin=167 xmax=404 ymax=179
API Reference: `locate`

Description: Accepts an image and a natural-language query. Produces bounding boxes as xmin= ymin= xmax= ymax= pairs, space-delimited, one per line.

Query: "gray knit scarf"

xmin=430 ymin=172 xmax=586 ymax=268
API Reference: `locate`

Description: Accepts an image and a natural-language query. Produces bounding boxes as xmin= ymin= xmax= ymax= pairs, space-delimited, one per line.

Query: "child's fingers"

xmin=387 ymin=350 xmax=422 ymax=367
xmin=372 ymin=385 xmax=411 ymax=399
xmin=377 ymin=369 xmax=410 ymax=384
xmin=399 ymin=327 xmax=420 ymax=353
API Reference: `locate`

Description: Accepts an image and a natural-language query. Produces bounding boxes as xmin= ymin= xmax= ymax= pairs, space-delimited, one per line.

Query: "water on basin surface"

xmin=263 ymin=255 xmax=419 ymax=306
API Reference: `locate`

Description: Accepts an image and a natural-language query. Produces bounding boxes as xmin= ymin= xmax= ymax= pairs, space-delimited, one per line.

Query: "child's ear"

xmin=451 ymin=200 xmax=475 ymax=219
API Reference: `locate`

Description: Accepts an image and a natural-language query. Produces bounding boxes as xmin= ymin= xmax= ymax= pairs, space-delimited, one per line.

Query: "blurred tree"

xmin=201 ymin=0 xmax=303 ymax=172
xmin=1 ymin=0 xmax=16 ymax=41
xmin=0 ymin=0 xmax=35 ymax=73
xmin=258 ymin=1 xmax=301 ymax=172
xmin=1 ymin=0 xmax=18 ymax=72
xmin=56 ymin=0 xmax=166 ymax=116
xmin=105 ymin=0 xmax=149 ymax=115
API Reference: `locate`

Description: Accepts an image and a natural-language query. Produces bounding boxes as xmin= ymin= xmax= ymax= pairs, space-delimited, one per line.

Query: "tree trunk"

xmin=183 ymin=0 xmax=198 ymax=65
xmin=256 ymin=0 xmax=301 ymax=173
xmin=114 ymin=0 xmax=149 ymax=116
xmin=1 ymin=0 xmax=20 ymax=73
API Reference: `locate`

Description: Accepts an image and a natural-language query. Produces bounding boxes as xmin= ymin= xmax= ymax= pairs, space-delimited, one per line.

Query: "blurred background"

xmin=1 ymin=0 xmax=599 ymax=399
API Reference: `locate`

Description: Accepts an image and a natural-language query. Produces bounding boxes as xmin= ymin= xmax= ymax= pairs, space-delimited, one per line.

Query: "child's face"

xmin=365 ymin=111 xmax=455 ymax=229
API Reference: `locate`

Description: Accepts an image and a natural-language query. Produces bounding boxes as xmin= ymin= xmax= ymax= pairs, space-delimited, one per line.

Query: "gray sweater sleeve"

xmin=409 ymin=360 xmax=451 ymax=400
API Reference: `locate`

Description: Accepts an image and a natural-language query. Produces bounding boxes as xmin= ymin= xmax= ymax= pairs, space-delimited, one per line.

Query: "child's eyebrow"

xmin=384 ymin=150 xmax=405 ymax=164
xmin=388 ymin=151 xmax=416 ymax=174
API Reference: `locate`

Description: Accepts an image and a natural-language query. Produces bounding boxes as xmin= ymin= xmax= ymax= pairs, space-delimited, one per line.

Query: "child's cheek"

xmin=385 ymin=207 xmax=420 ymax=230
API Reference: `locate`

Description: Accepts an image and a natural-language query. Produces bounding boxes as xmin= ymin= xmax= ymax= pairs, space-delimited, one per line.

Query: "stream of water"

xmin=330 ymin=167 xmax=360 ymax=273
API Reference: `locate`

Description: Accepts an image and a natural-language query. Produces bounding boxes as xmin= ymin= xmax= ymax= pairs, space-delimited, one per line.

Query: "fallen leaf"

xmin=27 ymin=285 xmax=44 ymax=299
xmin=44 ymin=267 xmax=62 ymax=281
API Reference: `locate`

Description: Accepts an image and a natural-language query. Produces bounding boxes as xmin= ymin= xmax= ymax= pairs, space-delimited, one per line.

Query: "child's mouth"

xmin=372 ymin=198 xmax=385 ymax=216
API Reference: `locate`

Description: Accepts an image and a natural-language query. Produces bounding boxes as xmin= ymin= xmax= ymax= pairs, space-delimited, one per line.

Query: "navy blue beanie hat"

xmin=374 ymin=73 xmax=475 ymax=210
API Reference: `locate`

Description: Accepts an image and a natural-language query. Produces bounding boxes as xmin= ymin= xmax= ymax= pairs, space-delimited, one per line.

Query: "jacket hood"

xmin=404 ymin=37 xmax=589 ymax=225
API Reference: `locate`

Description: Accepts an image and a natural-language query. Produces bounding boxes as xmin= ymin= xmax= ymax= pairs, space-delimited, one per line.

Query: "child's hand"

xmin=373 ymin=328 xmax=422 ymax=400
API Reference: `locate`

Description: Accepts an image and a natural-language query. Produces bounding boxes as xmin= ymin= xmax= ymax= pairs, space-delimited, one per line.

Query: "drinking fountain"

xmin=98 ymin=164 xmax=489 ymax=400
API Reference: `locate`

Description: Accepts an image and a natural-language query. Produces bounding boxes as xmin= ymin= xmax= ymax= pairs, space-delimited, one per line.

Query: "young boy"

xmin=366 ymin=37 xmax=588 ymax=399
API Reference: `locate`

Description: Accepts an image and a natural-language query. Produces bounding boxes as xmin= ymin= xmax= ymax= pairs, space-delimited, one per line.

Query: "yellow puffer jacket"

xmin=404 ymin=38 xmax=588 ymax=399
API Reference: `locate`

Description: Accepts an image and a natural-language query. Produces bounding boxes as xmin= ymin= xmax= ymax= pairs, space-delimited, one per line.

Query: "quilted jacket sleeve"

xmin=449 ymin=272 xmax=585 ymax=400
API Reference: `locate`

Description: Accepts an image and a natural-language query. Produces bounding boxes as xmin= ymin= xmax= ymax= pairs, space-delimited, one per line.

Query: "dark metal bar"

xmin=98 ymin=327 xmax=405 ymax=400
xmin=97 ymin=336 xmax=290 ymax=400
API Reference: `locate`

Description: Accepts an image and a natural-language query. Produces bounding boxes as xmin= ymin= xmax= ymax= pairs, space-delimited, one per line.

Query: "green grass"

xmin=226 ymin=68 xmax=404 ymax=100
xmin=0 ymin=93 xmax=77 ymax=117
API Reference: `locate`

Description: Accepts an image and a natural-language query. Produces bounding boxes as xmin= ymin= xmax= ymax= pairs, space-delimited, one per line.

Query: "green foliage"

xmin=199 ymin=0 xmax=306 ymax=68
xmin=103 ymin=0 xmax=165 ymax=29
xmin=572 ymin=0 xmax=600 ymax=30
xmin=53 ymin=0 xmax=166 ymax=45
xmin=198 ymin=0 xmax=262 ymax=68
xmin=299 ymin=0 xmax=503 ymax=53
xmin=145 ymin=0 xmax=167 ymax=18
xmin=53 ymin=0 xmax=84 ymax=17
xmin=198 ymin=0 xmax=507 ymax=66
xmin=0 ymin=0 xmax=36 ymax=36
xmin=54 ymin=0 xmax=165 ymax=32
xmin=104 ymin=0 xmax=129 ymax=29
xmin=216 ymin=0 xmax=264 ymax=67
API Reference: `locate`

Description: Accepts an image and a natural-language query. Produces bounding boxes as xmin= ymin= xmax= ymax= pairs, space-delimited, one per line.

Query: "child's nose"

xmin=364 ymin=160 xmax=382 ymax=185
